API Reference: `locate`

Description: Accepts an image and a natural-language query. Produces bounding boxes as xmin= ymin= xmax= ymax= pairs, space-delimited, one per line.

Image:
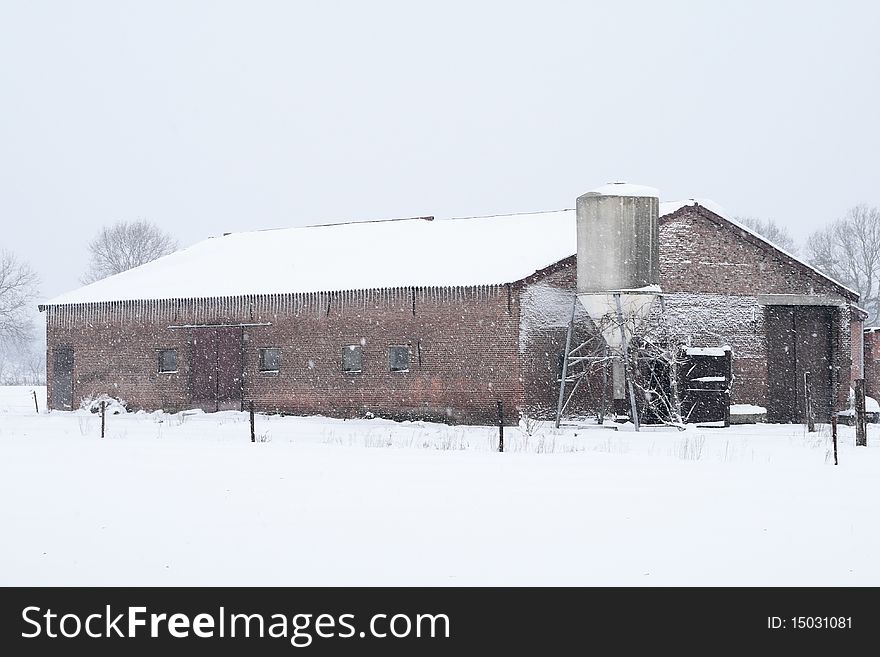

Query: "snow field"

xmin=1 ymin=386 xmax=878 ymax=586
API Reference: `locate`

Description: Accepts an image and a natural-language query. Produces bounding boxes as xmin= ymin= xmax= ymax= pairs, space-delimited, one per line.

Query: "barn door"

xmin=794 ymin=307 xmax=832 ymax=422
xmin=51 ymin=346 xmax=74 ymax=410
xmin=766 ymin=306 xmax=833 ymax=423
xmin=190 ymin=327 xmax=244 ymax=411
xmin=766 ymin=307 xmax=797 ymax=423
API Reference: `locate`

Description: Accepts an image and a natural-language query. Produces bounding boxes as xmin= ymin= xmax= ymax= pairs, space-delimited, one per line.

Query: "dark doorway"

xmin=766 ymin=306 xmax=833 ymax=423
xmin=51 ymin=346 xmax=74 ymax=410
xmin=190 ymin=327 xmax=244 ymax=411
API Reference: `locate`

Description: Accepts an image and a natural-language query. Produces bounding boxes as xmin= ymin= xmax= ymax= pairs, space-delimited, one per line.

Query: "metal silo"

xmin=576 ymin=182 xmax=659 ymax=293
xmin=556 ymin=182 xmax=662 ymax=430
xmin=575 ymin=182 xmax=661 ymax=351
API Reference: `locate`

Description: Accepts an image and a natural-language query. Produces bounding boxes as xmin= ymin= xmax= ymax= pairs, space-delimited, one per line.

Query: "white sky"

xmin=1 ymin=0 xmax=879 ymax=301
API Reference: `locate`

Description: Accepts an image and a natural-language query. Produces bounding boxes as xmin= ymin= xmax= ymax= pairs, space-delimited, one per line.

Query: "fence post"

xmin=855 ymin=379 xmax=867 ymax=447
xmin=804 ymin=371 xmax=815 ymax=433
xmin=831 ymin=414 xmax=839 ymax=466
xmin=497 ymin=400 xmax=504 ymax=452
xmin=249 ymin=401 xmax=256 ymax=443
xmin=32 ymin=390 xmax=39 ymax=414
xmin=100 ymin=401 xmax=106 ymax=439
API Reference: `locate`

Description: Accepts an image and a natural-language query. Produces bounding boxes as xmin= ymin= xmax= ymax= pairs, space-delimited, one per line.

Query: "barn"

xmin=40 ymin=186 xmax=864 ymax=425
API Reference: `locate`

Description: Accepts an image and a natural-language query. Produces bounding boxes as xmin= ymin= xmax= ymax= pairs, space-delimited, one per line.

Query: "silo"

xmin=575 ymin=182 xmax=661 ymax=350
xmin=576 ymin=182 xmax=659 ymax=293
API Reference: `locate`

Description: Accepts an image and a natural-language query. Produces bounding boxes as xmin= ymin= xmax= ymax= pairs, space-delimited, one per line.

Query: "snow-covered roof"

xmin=44 ymin=210 xmax=578 ymax=305
xmin=43 ymin=199 xmax=856 ymax=307
xmin=585 ymin=182 xmax=659 ymax=198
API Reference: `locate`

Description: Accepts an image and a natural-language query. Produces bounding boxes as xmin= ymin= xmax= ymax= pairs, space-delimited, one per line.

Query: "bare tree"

xmin=805 ymin=205 xmax=880 ymax=324
xmin=82 ymin=220 xmax=178 ymax=284
xmin=735 ymin=216 xmax=799 ymax=254
xmin=0 ymin=250 xmax=40 ymax=351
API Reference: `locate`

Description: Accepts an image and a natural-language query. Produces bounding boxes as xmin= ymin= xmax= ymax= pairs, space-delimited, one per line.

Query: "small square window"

xmin=259 ymin=347 xmax=281 ymax=372
xmin=158 ymin=349 xmax=177 ymax=373
xmin=342 ymin=345 xmax=363 ymax=373
xmin=389 ymin=345 xmax=410 ymax=372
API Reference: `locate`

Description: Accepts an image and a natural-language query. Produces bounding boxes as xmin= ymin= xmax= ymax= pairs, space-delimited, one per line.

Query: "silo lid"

xmin=585 ymin=182 xmax=660 ymax=198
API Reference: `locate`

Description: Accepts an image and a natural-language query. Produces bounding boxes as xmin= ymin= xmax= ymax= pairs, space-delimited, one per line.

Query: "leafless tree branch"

xmin=82 ymin=220 xmax=178 ymax=284
xmin=806 ymin=205 xmax=880 ymax=323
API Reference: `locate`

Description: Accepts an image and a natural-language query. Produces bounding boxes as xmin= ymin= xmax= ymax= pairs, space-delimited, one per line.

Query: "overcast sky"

xmin=2 ymin=1 xmax=879 ymax=301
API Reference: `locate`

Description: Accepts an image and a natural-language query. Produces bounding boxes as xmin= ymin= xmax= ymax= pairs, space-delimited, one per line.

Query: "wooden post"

xmin=831 ymin=414 xmax=839 ymax=466
xmin=855 ymin=378 xmax=867 ymax=447
xmin=100 ymin=401 xmax=106 ymax=439
xmin=249 ymin=401 xmax=256 ymax=443
xmin=723 ymin=350 xmax=731 ymax=428
xmin=804 ymin=371 xmax=815 ymax=433
xmin=32 ymin=390 xmax=39 ymax=414
xmin=497 ymin=400 xmax=504 ymax=452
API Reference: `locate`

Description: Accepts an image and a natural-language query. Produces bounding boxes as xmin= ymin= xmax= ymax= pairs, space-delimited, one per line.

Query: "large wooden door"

xmin=794 ymin=307 xmax=833 ymax=422
xmin=51 ymin=346 xmax=74 ymax=410
xmin=766 ymin=306 xmax=833 ymax=423
xmin=190 ymin=327 xmax=244 ymax=411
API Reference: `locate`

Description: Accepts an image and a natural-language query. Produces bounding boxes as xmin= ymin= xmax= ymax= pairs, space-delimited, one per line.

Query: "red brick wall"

xmin=45 ymin=287 xmax=523 ymax=424
xmin=864 ymin=330 xmax=880 ymax=399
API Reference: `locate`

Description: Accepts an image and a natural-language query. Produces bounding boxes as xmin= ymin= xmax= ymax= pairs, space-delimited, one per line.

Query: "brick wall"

xmin=864 ymin=329 xmax=880 ymax=399
xmin=45 ymin=287 xmax=523 ymax=424
xmin=518 ymin=258 xmax=604 ymax=419
xmin=661 ymin=206 xmax=858 ymax=410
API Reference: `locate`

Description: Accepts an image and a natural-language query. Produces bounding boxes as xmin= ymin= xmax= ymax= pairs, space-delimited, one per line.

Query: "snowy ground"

xmin=1 ymin=386 xmax=879 ymax=586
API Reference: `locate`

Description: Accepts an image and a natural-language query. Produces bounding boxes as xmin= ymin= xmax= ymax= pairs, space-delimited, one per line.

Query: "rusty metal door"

xmin=51 ymin=346 xmax=74 ymax=410
xmin=766 ymin=307 xmax=833 ymax=423
xmin=190 ymin=327 xmax=243 ymax=411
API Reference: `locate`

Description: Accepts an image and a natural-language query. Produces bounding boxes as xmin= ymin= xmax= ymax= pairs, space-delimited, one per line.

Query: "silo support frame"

xmin=614 ymin=293 xmax=641 ymax=432
xmin=553 ymin=293 xmax=645 ymax=430
xmin=554 ymin=296 xmax=578 ymax=428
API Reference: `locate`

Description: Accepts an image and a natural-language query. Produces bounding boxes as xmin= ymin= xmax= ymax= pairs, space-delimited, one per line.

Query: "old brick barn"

xmin=40 ymin=186 xmax=865 ymax=425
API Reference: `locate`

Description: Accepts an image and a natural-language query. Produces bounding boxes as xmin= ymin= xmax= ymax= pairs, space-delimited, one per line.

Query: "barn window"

xmin=158 ymin=349 xmax=178 ymax=373
xmin=342 ymin=345 xmax=363 ymax=373
xmin=259 ymin=348 xmax=281 ymax=372
xmin=389 ymin=346 xmax=410 ymax=372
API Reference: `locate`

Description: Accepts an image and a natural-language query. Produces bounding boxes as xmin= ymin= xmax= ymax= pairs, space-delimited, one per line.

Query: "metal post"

xmin=497 ymin=400 xmax=504 ymax=452
xmin=855 ymin=379 xmax=867 ymax=447
xmin=100 ymin=401 xmax=106 ymax=439
xmin=599 ymin=347 xmax=608 ymax=425
xmin=614 ymin=293 xmax=640 ymax=432
xmin=249 ymin=401 xmax=256 ymax=443
xmin=555 ymin=295 xmax=578 ymax=428
xmin=831 ymin=414 xmax=839 ymax=465
xmin=804 ymin=371 xmax=815 ymax=433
